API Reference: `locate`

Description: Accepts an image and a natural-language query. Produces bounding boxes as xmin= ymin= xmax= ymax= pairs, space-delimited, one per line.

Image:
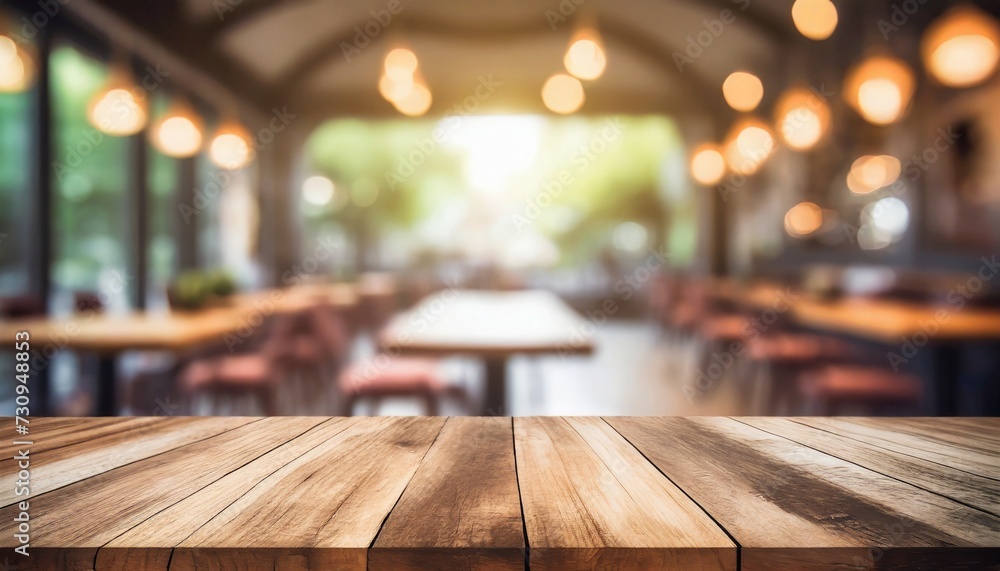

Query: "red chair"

xmin=337 ymin=357 xmax=469 ymax=416
xmin=798 ymin=365 xmax=923 ymax=415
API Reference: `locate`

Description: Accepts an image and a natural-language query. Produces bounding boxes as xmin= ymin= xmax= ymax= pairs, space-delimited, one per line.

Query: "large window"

xmin=197 ymin=153 xmax=259 ymax=284
xmin=50 ymin=43 xmax=130 ymax=313
xmin=147 ymin=94 xmax=178 ymax=309
xmin=0 ymin=36 xmax=33 ymax=295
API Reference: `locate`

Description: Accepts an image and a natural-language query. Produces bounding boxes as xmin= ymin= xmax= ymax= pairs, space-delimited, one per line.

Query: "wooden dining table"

xmin=714 ymin=279 xmax=1000 ymax=415
xmin=0 ymin=284 xmax=357 ymax=415
xmin=1 ymin=416 xmax=996 ymax=570
xmin=378 ymin=289 xmax=595 ymax=415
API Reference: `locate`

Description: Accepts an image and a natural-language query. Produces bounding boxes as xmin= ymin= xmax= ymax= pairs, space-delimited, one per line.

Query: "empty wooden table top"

xmin=716 ymin=280 xmax=1000 ymax=343
xmin=2 ymin=417 xmax=997 ymax=570
xmin=379 ymin=289 xmax=595 ymax=357
xmin=0 ymin=283 xmax=358 ymax=355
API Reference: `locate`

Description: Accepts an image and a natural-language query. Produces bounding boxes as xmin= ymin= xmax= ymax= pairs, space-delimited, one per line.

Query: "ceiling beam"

xmin=266 ymin=12 xmax=726 ymax=116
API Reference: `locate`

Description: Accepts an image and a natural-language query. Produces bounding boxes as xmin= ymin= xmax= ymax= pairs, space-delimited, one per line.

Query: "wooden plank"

xmin=607 ymin=417 xmax=1000 ymax=570
xmin=96 ymin=418 xmax=352 ymax=570
xmin=1 ymin=416 xmax=255 ymax=507
xmin=170 ymin=416 xmax=446 ymax=571
xmin=0 ymin=417 xmax=323 ymax=570
xmin=795 ymin=417 xmax=999 ymax=478
xmin=0 ymin=417 xmax=162 ymax=460
xmin=514 ymin=417 xmax=735 ymax=571
xmin=370 ymin=416 xmax=524 ymax=570
xmin=852 ymin=417 xmax=1000 ymax=448
xmin=740 ymin=417 xmax=1000 ymax=517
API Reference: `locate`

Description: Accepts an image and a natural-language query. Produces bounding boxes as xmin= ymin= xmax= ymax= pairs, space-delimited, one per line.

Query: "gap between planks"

xmin=731 ymin=417 xmax=1000 ymax=519
xmin=599 ymin=416 xmax=745 ymax=571
xmin=127 ymin=418 xmax=344 ymax=570
xmin=92 ymin=417 xmax=336 ymax=571
xmin=785 ymin=417 xmax=1000 ymax=483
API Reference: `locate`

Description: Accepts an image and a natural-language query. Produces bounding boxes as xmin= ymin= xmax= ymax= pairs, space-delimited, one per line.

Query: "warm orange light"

xmin=690 ymin=144 xmax=726 ymax=186
xmin=791 ymin=0 xmax=838 ymax=40
xmin=847 ymin=155 xmax=901 ymax=194
xmin=384 ymin=47 xmax=418 ymax=81
xmin=392 ymin=78 xmax=432 ymax=117
xmin=844 ymin=55 xmax=914 ymax=125
xmin=774 ymin=87 xmax=830 ymax=151
xmin=542 ymin=73 xmax=585 ymax=114
xmin=724 ymin=118 xmax=774 ymax=175
xmin=88 ymin=88 xmax=148 ymax=136
xmin=785 ymin=202 xmax=824 ymax=237
xmin=922 ymin=6 xmax=1000 ymax=88
xmin=379 ymin=72 xmax=414 ymax=103
xmin=722 ymin=71 xmax=764 ymax=112
xmin=150 ymin=99 xmax=203 ymax=158
xmin=209 ymin=123 xmax=254 ymax=170
xmin=0 ymin=35 xmax=33 ymax=93
xmin=564 ymin=27 xmax=607 ymax=80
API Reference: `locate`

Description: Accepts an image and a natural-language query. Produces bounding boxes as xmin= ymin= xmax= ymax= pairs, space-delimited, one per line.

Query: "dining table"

xmin=378 ymin=289 xmax=595 ymax=415
xmin=713 ymin=279 xmax=1000 ymax=415
xmin=1 ymin=416 xmax=996 ymax=570
xmin=0 ymin=283 xmax=358 ymax=415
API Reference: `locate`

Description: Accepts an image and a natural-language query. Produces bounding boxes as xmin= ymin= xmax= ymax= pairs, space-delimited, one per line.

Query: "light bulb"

xmin=542 ymin=73 xmax=585 ymax=114
xmin=724 ymin=118 xmax=774 ymax=175
xmin=690 ymin=144 xmax=726 ymax=186
xmin=209 ymin=124 xmax=254 ymax=170
xmin=722 ymin=71 xmax=764 ymax=112
xmin=384 ymin=47 xmax=418 ymax=80
xmin=774 ymin=87 xmax=830 ymax=151
xmin=564 ymin=29 xmax=607 ymax=80
xmin=393 ymin=80 xmax=432 ymax=116
xmin=791 ymin=0 xmax=838 ymax=40
xmin=785 ymin=202 xmax=823 ymax=237
xmin=922 ymin=6 xmax=1000 ymax=88
xmin=88 ymin=87 xmax=147 ymax=136
xmin=844 ymin=55 xmax=914 ymax=126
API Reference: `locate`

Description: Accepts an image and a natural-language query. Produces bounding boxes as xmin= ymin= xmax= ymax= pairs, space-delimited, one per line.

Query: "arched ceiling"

xmin=93 ymin=0 xmax=798 ymax=118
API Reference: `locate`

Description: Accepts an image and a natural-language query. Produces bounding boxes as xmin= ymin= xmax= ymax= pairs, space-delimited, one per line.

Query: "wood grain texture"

xmin=1 ymin=416 xmax=254 ymax=507
xmin=2 ymin=417 xmax=997 ymax=570
xmin=371 ymin=416 xmax=524 ymax=570
xmin=515 ymin=417 xmax=736 ymax=571
xmin=96 ymin=418 xmax=352 ymax=570
xmin=607 ymin=416 xmax=1000 ymax=570
xmin=170 ymin=416 xmax=446 ymax=571
xmin=0 ymin=417 xmax=322 ymax=570
xmin=740 ymin=417 xmax=1000 ymax=516
xmin=794 ymin=417 xmax=999 ymax=478
xmin=380 ymin=290 xmax=595 ymax=357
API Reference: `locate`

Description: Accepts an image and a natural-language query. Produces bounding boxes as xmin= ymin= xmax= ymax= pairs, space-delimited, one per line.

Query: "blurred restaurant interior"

xmin=1 ymin=0 xmax=999 ymax=418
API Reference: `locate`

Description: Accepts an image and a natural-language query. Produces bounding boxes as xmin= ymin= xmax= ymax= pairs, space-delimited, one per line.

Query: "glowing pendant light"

xmin=87 ymin=64 xmax=148 ymax=136
xmin=542 ymin=73 xmax=585 ymax=114
xmin=564 ymin=25 xmax=607 ymax=81
xmin=392 ymin=74 xmax=432 ymax=117
xmin=209 ymin=121 xmax=254 ymax=170
xmin=922 ymin=5 xmax=1000 ymax=88
xmin=784 ymin=202 xmax=824 ymax=237
xmin=150 ymin=97 xmax=203 ymax=158
xmin=689 ymin=143 xmax=726 ymax=186
xmin=379 ymin=44 xmax=432 ymax=116
xmin=722 ymin=71 xmax=764 ymax=112
xmin=843 ymin=54 xmax=914 ymax=126
xmin=774 ymin=87 xmax=830 ymax=151
xmin=0 ymin=34 xmax=34 ymax=93
xmin=723 ymin=118 xmax=775 ymax=175
xmin=791 ymin=0 xmax=838 ymax=41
